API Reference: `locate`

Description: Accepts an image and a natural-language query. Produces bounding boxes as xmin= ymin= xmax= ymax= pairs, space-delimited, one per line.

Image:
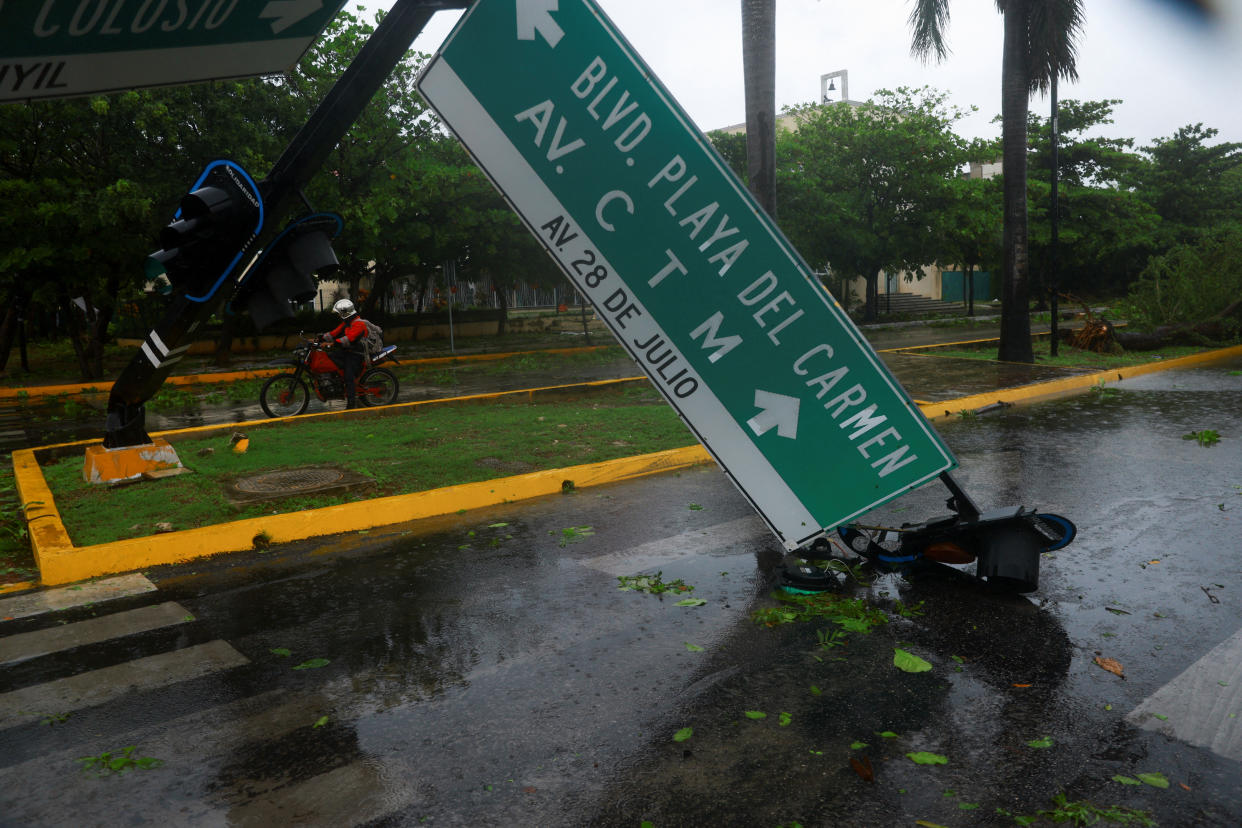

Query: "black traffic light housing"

xmin=146 ymin=160 xmax=265 ymax=302
xmin=230 ymin=212 xmax=343 ymax=331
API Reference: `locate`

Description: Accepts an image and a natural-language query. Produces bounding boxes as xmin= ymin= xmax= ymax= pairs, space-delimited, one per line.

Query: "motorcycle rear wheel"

xmin=358 ymin=367 xmax=399 ymax=407
xmin=260 ymin=373 xmax=311 ymax=418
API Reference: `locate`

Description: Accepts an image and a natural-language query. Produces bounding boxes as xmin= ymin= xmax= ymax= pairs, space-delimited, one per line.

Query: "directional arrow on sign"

xmin=262 ymin=0 xmax=326 ymax=34
xmin=747 ymin=390 xmax=800 ymax=440
xmin=516 ymin=0 xmax=565 ymax=47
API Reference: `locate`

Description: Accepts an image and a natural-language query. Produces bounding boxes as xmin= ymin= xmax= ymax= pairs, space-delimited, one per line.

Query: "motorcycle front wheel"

xmin=260 ymin=373 xmax=311 ymax=418
xmin=358 ymin=367 xmax=399 ymax=407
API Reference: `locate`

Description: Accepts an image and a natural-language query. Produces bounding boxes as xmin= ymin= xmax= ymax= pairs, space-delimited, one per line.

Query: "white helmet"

xmin=333 ymin=298 xmax=356 ymax=319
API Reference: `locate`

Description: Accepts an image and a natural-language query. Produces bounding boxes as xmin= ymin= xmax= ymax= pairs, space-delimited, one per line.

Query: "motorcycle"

xmin=259 ymin=335 xmax=400 ymax=417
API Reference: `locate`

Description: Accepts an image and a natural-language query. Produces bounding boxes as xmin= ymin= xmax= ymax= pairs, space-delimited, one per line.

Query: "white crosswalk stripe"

xmin=1127 ymin=626 xmax=1242 ymax=761
xmin=0 ymin=573 xmax=156 ymax=621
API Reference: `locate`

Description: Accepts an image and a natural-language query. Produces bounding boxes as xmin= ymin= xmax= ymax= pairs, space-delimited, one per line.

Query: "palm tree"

xmin=741 ymin=0 xmax=776 ymax=218
xmin=909 ymin=0 xmax=1084 ymax=362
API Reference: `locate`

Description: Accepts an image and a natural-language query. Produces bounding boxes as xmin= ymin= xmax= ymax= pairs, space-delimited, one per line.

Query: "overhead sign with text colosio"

xmin=417 ymin=0 xmax=956 ymax=550
xmin=0 ymin=0 xmax=348 ymax=103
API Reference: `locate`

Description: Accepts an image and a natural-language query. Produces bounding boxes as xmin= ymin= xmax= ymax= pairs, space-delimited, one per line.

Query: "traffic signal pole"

xmin=103 ymin=0 xmax=470 ymax=450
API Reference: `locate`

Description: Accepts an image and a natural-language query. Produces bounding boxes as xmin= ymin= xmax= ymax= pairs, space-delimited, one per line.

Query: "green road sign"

xmin=417 ymin=0 xmax=956 ymax=550
xmin=0 ymin=0 xmax=347 ymax=102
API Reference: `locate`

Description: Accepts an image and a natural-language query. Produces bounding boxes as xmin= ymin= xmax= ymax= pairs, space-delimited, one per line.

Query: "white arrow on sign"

xmin=261 ymin=0 xmax=323 ymax=34
xmin=747 ymin=390 xmax=800 ymax=440
xmin=516 ymin=0 xmax=564 ymax=47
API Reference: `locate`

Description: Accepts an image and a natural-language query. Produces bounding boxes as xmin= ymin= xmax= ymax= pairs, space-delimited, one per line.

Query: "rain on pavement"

xmin=1 ymin=353 xmax=1240 ymax=826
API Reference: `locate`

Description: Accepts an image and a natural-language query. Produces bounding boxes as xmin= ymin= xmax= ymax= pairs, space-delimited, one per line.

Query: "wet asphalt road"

xmin=2 ymin=356 xmax=1241 ymax=826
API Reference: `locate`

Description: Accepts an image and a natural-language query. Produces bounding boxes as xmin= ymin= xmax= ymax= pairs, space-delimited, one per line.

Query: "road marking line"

xmin=0 ymin=601 xmax=193 ymax=666
xmin=0 ymin=639 xmax=248 ymax=727
xmin=0 ymin=573 xmax=157 ymax=621
xmin=578 ymin=516 xmax=769 ymax=576
xmin=1126 ymin=626 xmax=1242 ymax=761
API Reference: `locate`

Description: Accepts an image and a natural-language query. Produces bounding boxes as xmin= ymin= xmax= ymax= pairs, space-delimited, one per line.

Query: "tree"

xmin=909 ymin=0 xmax=1085 ymax=362
xmin=1128 ymin=123 xmax=1242 ymax=250
xmin=1024 ymin=99 xmax=1158 ymax=298
xmin=940 ymin=167 xmax=1003 ymax=315
xmin=0 ymin=77 xmax=291 ymax=377
xmin=777 ymin=87 xmax=972 ymax=321
xmin=740 ymin=0 xmax=776 ymax=217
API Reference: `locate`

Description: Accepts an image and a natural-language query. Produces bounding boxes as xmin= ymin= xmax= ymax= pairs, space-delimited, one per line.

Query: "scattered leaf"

xmin=1152 ymin=713 xmax=1168 ymax=721
xmin=744 ymin=711 xmax=767 ymax=720
xmin=1012 ymin=683 xmax=1032 ymax=688
xmin=270 ymin=648 xmax=291 ymax=657
xmin=850 ymin=741 xmax=868 ymax=750
xmin=876 ymin=731 xmax=900 ymax=739
xmin=1094 ymin=656 xmax=1125 ymax=677
xmin=688 ymin=503 xmax=703 ymax=511
xmin=674 ymin=598 xmax=706 ymax=607
xmin=958 ymin=802 xmax=979 ymax=810
xmin=1137 ymin=772 xmax=1169 ymax=789
xmin=1179 ymin=782 xmax=1192 ymax=791
xmin=1026 ymin=736 xmax=1054 ymax=749
xmin=849 ymin=755 xmax=874 ymax=782
xmin=809 ymin=685 xmax=822 ymax=696
xmin=673 ymin=727 xmax=693 ymax=743
xmin=906 ymin=751 xmax=948 ymax=765
xmin=293 ymin=657 xmax=330 ymax=670
xmin=893 ymin=648 xmax=933 ymax=673
xmin=779 ymin=712 xmax=792 ymax=727
xmin=313 ymin=716 xmax=329 ymax=728
xmin=488 ymin=522 xmax=509 ymax=528
xmin=1112 ymin=775 xmax=1142 ymax=785
xmin=1105 ymin=606 xmax=1131 ymax=615
xmin=683 ymin=642 xmax=705 ymax=652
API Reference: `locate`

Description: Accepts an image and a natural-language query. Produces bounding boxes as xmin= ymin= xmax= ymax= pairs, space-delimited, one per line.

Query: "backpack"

xmin=361 ymin=319 xmax=384 ymax=358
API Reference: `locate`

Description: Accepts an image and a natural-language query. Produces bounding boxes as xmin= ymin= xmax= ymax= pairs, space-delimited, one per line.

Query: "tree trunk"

xmin=214 ymin=313 xmax=236 ymax=367
xmin=0 ymin=287 xmax=26 ymax=372
xmin=362 ymin=265 xmax=392 ymax=319
xmin=58 ymin=290 xmax=96 ymax=379
xmin=741 ymin=0 xmax=776 ymax=218
xmin=966 ymin=264 xmax=975 ymax=317
xmin=496 ymin=280 xmax=509 ymax=335
xmin=863 ymin=268 xmax=880 ymax=322
xmin=997 ymin=0 xmax=1035 ymax=363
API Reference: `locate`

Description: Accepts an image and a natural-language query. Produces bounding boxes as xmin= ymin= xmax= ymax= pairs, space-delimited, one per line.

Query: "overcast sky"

xmin=354 ymin=0 xmax=1242 ymax=151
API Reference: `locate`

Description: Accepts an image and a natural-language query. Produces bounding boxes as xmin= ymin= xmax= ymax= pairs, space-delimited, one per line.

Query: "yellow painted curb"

xmin=26 ymin=445 xmax=712 ymax=586
xmin=0 ymin=345 xmax=616 ymax=401
xmin=917 ymin=343 xmax=1242 ymax=420
xmin=13 ymin=342 xmax=1242 ymax=587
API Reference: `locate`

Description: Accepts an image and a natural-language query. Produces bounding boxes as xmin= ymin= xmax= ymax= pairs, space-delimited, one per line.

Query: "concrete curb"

xmin=0 ymin=345 xmax=615 ymax=401
xmin=916 ymin=344 xmax=1242 ymax=420
xmin=12 ymin=343 xmax=1242 ymax=589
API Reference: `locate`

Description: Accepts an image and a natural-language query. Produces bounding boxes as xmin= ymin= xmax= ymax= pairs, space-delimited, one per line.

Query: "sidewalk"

xmin=12 ymin=332 xmax=1242 ymax=590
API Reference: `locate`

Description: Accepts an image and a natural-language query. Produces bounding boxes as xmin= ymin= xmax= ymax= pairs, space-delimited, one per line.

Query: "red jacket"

xmin=328 ymin=315 xmax=367 ymax=353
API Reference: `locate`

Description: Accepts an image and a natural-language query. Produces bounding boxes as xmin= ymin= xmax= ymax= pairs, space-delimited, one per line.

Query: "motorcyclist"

xmin=322 ymin=298 xmax=367 ymax=409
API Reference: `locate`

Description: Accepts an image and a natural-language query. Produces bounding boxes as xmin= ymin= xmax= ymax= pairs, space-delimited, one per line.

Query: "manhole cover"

xmin=235 ymin=468 xmax=346 ymax=494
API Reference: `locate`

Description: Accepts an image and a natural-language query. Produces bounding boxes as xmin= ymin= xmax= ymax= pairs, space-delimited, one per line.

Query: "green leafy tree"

xmin=1128 ymin=123 xmax=1242 ymax=250
xmin=910 ymin=0 xmax=1085 ymax=362
xmin=777 ymin=87 xmax=971 ymax=321
xmin=939 ymin=167 xmax=1003 ymax=315
xmin=1025 ymin=99 xmax=1158 ymax=299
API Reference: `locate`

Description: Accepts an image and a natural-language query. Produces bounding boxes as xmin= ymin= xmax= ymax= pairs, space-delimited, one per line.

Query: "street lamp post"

xmin=1049 ymin=69 xmax=1060 ymax=356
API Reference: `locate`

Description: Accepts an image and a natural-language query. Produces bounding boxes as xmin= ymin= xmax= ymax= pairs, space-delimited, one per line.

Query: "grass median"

xmin=40 ymin=383 xmax=696 ymax=547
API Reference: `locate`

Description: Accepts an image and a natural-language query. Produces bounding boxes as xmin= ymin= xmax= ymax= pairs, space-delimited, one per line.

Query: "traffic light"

xmin=231 ymin=212 xmax=343 ymax=331
xmin=146 ymin=160 xmax=264 ymax=302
